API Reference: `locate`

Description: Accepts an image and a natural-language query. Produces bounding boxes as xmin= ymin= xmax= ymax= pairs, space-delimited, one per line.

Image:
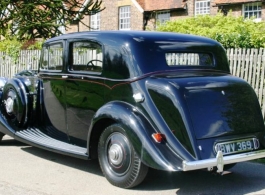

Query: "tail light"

xmin=152 ymin=133 xmax=166 ymax=143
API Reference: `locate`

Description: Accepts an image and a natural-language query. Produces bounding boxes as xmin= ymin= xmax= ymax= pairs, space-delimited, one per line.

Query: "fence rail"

xmin=1 ymin=49 xmax=265 ymax=118
xmin=0 ymin=50 xmax=40 ymax=77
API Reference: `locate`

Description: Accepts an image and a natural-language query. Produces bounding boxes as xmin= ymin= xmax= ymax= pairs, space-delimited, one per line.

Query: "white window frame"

xmin=119 ymin=6 xmax=131 ymax=30
xmin=57 ymin=18 xmax=65 ymax=34
xmin=90 ymin=12 xmax=100 ymax=31
xmin=195 ymin=0 xmax=210 ymax=16
xmin=243 ymin=2 xmax=262 ymax=22
xmin=156 ymin=11 xmax=170 ymax=25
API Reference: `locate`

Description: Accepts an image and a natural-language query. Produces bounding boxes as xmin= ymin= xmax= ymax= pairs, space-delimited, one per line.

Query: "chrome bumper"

xmin=183 ymin=150 xmax=265 ymax=172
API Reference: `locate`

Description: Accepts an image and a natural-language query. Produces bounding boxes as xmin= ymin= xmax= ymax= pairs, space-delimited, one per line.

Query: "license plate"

xmin=214 ymin=138 xmax=260 ymax=155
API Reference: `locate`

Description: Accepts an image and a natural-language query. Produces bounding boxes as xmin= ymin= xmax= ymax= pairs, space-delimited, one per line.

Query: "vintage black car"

xmin=0 ymin=31 xmax=265 ymax=188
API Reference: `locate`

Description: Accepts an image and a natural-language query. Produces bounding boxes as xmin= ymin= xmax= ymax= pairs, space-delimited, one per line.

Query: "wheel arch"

xmin=88 ymin=117 xmax=116 ymax=159
xmin=87 ymin=101 xmax=183 ymax=171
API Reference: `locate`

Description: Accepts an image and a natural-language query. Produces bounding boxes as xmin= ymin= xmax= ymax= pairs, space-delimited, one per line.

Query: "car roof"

xmin=43 ymin=31 xmax=230 ymax=76
xmin=44 ymin=30 xmax=219 ymax=45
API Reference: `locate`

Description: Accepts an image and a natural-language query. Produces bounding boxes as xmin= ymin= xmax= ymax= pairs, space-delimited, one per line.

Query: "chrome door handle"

xmin=62 ymin=75 xmax=68 ymax=79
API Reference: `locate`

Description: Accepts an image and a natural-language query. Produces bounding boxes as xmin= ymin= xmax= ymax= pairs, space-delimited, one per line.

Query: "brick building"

xmin=66 ymin=0 xmax=265 ymax=33
xmin=213 ymin=0 xmax=265 ymax=22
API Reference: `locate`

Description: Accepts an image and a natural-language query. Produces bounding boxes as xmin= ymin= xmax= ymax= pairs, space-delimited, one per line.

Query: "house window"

xmin=156 ymin=11 xmax=170 ymax=25
xmin=58 ymin=25 xmax=66 ymax=34
xmin=243 ymin=2 xmax=262 ymax=21
xmin=195 ymin=0 xmax=210 ymax=16
xmin=57 ymin=18 xmax=65 ymax=34
xmin=11 ymin=21 xmax=19 ymax=34
xmin=90 ymin=12 xmax=100 ymax=31
xmin=119 ymin=6 xmax=130 ymax=30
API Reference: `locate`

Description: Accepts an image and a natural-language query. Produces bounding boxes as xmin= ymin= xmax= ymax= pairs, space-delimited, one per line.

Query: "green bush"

xmin=0 ymin=39 xmax=22 ymax=63
xmin=157 ymin=13 xmax=265 ymax=48
xmin=0 ymin=38 xmax=43 ymax=63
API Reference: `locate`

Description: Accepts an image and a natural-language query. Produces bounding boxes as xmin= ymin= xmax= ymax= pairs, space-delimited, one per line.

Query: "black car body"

xmin=0 ymin=31 xmax=265 ymax=188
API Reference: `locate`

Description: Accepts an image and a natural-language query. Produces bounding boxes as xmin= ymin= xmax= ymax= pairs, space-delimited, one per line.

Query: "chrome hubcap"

xmin=104 ymin=131 xmax=132 ymax=175
xmin=5 ymin=97 xmax=14 ymax=114
xmin=108 ymin=143 xmax=123 ymax=165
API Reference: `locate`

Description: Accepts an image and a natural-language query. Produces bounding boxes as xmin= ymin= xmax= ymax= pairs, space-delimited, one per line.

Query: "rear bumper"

xmin=183 ymin=150 xmax=265 ymax=172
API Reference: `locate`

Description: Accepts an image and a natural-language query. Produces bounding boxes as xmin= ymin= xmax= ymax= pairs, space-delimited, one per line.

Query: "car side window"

xmin=69 ymin=41 xmax=103 ymax=73
xmin=40 ymin=43 xmax=63 ymax=71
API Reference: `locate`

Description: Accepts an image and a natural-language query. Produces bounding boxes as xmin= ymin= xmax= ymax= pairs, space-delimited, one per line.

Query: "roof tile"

xmin=136 ymin=0 xmax=187 ymax=11
xmin=214 ymin=0 xmax=261 ymax=5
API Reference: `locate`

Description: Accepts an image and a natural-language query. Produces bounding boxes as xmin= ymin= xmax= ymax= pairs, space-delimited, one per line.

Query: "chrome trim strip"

xmin=183 ymin=149 xmax=265 ymax=172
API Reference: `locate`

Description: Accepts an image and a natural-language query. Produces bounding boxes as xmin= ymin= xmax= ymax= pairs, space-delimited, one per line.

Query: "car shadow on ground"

xmin=21 ymin=146 xmax=103 ymax=176
xmin=1 ymin=136 xmax=103 ymax=176
xmin=3 ymin=137 xmax=265 ymax=194
xmin=136 ymin=162 xmax=265 ymax=194
xmin=1 ymin=137 xmax=28 ymax=147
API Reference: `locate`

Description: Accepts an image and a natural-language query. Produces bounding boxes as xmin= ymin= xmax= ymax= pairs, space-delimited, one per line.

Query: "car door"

xmin=64 ymin=40 xmax=105 ymax=147
xmin=38 ymin=41 xmax=69 ymax=142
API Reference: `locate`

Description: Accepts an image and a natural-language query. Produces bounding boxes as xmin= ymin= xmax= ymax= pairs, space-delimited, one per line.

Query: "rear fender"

xmin=87 ymin=101 xmax=184 ymax=171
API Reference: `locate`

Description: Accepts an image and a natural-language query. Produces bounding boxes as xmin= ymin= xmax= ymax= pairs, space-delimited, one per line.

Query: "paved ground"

xmin=1 ymin=135 xmax=265 ymax=195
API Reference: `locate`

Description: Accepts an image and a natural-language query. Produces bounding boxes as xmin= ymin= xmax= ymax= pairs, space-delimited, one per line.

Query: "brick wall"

xmin=171 ymin=9 xmax=189 ymax=20
xmin=66 ymin=24 xmax=78 ymax=34
xmin=79 ymin=15 xmax=90 ymax=31
xmin=66 ymin=0 xmax=144 ymax=33
xmin=210 ymin=1 xmax=219 ymax=15
xmin=213 ymin=4 xmax=265 ymax=21
xmin=187 ymin=0 xmax=195 ymax=17
xmin=101 ymin=0 xmax=143 ymax=30
xmin=216 ymin=3 xmax=265 ymax=21
xmin=65 ymin=0 xmax=265 ymax=34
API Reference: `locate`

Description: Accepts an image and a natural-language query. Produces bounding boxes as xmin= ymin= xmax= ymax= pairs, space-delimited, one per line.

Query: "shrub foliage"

xmin=0 ymin=38 xmax=43 ymax=63
xmin=157 ymin=13 xmax=265 ymax=48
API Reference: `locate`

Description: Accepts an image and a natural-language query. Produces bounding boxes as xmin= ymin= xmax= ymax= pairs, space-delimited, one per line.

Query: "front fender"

xmin=88 ymin=101 xmax=184 ymax=171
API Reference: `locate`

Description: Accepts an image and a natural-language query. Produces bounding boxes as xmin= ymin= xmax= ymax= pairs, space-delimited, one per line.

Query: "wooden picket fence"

xmin=1 ymin=48 xmax=265 ymax=118
xmin=0 ymin=50 xmax=40 ymax=77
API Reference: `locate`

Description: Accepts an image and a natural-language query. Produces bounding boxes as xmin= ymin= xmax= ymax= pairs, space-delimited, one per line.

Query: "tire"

xmin=2 ymin=79 xmax=29 ymax=127
xmin=98 ymin=124 xmax=148 ymax=188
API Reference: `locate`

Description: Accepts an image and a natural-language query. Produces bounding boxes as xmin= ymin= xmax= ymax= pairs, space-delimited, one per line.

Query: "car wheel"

xmin=2 ymin=79 xmax=28 ymax=127
xmin=98 ymin=124 xmax=148 ymax=188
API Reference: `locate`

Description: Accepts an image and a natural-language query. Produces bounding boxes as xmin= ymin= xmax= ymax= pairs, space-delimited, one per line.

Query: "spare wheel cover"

xmin=2 ymin=78 xmax=28 ymax=127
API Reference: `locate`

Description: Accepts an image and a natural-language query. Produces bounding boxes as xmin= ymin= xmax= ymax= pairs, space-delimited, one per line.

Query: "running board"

xmin=15 ymin=128 xmax=88 ymax=159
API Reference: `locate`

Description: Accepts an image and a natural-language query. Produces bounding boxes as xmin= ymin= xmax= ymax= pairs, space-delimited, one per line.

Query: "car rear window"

xmin=165 ymin=53 xmax=213 ymax=66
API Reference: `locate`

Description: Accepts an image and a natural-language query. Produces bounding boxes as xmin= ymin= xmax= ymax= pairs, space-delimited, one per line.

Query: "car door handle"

xmin=62 ymin=75 xmax=68 ymax=79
